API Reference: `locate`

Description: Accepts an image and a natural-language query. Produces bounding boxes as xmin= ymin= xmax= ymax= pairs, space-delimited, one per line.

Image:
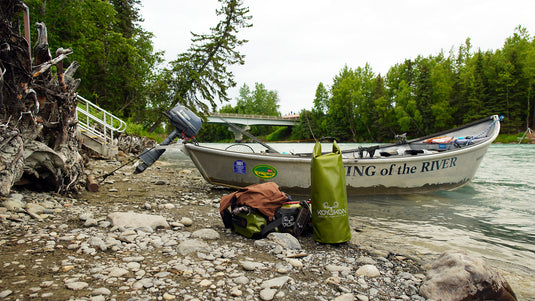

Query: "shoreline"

xmin=0 ymin=157 xmax=425 ymax=301
xmin=0 ymin=156 xmax=532 ymax=300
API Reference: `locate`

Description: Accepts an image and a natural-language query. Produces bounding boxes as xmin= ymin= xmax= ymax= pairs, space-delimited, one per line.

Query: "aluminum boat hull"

xmin=181 ymin=115 xmax=501 ymax=195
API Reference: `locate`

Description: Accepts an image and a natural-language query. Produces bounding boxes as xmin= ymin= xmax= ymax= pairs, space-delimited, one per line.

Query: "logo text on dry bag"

xmin=252 ymin=164 xmax=278 ymax=179
xmin=317 ymin=201 xmax=347 ymax=218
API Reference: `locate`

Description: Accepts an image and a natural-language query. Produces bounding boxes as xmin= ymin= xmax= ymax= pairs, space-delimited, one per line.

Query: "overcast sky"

xmin=139 ymin=0 xmax=535 ymax=115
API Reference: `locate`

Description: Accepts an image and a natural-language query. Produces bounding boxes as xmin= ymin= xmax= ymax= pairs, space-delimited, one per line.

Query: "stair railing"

xmin=76 ymin=95 xmax=127 ymax=145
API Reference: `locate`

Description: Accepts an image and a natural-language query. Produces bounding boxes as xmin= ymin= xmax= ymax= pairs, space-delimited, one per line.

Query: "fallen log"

xmin=86 ymin=175 xmax=99 ymax=192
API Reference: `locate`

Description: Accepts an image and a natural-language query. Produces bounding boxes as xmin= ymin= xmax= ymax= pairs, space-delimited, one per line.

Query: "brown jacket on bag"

xmin=220 ymin=182 xmax=289 ymax=222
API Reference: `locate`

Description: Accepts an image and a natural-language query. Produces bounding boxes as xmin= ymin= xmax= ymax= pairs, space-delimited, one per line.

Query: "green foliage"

xmin=23 ymin=2 xmax=533 ymax=142
xmin=265 ymin=127 xmax=291 ymax=142
xmin=197 ymin=82 xmax=282 ymax=142
xmin=494 ymin=133 xmax=525 ymax=144
xmin=313 ymin=82 xmax=329 ymax=115
xmin=293 ymin=26 xmax=535 ymax=143
xmin=146 ymin=0 xmax=252 ymax=132
xmin=124 ymin=118 xmax=166 ymax=143
xmin=235 ymin=83 xmax=280 ymax=115
xmin=196 ymin=124 xmax=234 ymax=142
xmin=26 ymin=0 xmax=160 ymax=121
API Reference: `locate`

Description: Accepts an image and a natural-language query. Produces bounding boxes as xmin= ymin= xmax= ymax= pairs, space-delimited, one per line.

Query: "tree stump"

xmin=0 ymin=0 xmax=84 ymax=196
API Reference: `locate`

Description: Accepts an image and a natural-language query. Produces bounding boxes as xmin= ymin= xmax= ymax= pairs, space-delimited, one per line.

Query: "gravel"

xmin=0 ymin=157 xmax=427 ymax=300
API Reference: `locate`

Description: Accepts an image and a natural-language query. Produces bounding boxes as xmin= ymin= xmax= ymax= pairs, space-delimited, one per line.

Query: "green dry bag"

xmin=310 ymin=141 xmax=351 ymax=244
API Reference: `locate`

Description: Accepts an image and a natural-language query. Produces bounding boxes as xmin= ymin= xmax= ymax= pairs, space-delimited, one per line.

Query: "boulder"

xmin=419 ymin=249 xmax=517 ymax=301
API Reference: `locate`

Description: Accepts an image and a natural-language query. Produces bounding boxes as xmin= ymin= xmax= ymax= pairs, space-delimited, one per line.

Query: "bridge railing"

xmin=209 ymin=112 xmax=300 ymax=121
xmin=76 ymin=95 xmax=127 ymax=145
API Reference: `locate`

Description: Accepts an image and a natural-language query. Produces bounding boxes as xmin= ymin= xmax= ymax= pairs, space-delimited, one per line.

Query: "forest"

xmin=20 ymin=0 xmax=535 ymax=143
xmin=290 ymin=31 xmax=535 ymax=142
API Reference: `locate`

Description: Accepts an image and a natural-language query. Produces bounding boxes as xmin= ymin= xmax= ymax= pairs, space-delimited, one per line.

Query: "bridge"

xmin=206 ymin=113 xmax=300 ymax=141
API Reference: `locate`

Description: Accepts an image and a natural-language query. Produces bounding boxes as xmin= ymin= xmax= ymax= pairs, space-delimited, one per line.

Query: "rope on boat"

xmin=458 ymin=116 xmax=502 ymax=147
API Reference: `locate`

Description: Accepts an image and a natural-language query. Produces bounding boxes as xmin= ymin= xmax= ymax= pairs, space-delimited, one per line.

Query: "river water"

xmin=161 ymin=143 xmax=535 ymax=298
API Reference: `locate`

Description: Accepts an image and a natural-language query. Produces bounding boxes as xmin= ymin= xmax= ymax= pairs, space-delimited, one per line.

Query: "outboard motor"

xmin=134 ymin=105 xmax=203 ymax=174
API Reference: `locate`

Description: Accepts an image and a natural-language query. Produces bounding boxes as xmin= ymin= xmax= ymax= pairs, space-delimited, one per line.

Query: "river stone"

xmin=108 ymin=267 xmax=129 ymax=277
xmin=240 ymin=260 xmax=265 ymax=271
xmin=332 ymin=293 xmax=355 ymax=301
xmin=107 ymin=212 xmax=169 ymax=229
xmin=326 ymin=264 xmax=352 ymax=274
xmin=286 ymin=258 xmax=303 ymax=268
xmin=180 ymin=217 xmax=193 ymax=226
xmin=191 ymin=228 xmax=220 ymax=240
xmin=230 ymin=286 xmax=242 ymax=297
xmin=234 ymin=275 xmax=249 ymax=284
xmin=266 ymin=232 xmax=301 ymax=249
xmin=355 ymin=264 xmax=380 ymax=277
xmin=199 ymin=279 xmax=212 ymax=287
xmin=91 ymin=287 xmax=111 ymax=296
xmin=356 ymin=256 xmax=377 ymax=265
xmin=260 ymin=276 xmax=291 ymax=289
xmin=88 ymin=237 xmax=106 ymax=251
xmin=2 ymin=198 xmax=25 ymax=212
xmin=177 ymin=239 xmax=210 ymax=255
xmin=26 ymin=203 xmax=45 ymax=214
xmin=259 ymin=288 xmax=277 ymax=301
xmin=126 ymin=261 xmax=141 ymax=271
xmin=419 ymin=249 xmax=517 ymax=301
xmin=0 ymin=290 xmax=12 ymax=298
xmin=65 ymin=281 xmax=89 ymax=290
xmin=10 ymin=192 xmax=24 ymax=202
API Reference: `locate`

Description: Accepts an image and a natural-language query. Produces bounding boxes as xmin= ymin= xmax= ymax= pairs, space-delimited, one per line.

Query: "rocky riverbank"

xmin=0 ymin=156 xmax=430 ymax=301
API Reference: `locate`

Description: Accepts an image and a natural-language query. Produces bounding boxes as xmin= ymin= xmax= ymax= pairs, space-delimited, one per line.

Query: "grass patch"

xmin=124 ymin=120 xmax=167 ymax=143
xmin=494 ymin=133 xmax=525 ymax=144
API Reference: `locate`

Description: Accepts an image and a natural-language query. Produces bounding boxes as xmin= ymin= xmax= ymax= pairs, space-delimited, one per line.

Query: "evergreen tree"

xmin=313 ymin=82 xmax=329 ymax=115
xmin=148 ymin=0 xmax=252 ymax=132
xmin=26 ymin=0 xmax=159 ymax=119
xmin=235 ymin=83 xmax=280 ymax=116
xmin=311 ymin=82 xmax=330 ymax=138
xmin=329 ymin=66 xmax=358 ymax=141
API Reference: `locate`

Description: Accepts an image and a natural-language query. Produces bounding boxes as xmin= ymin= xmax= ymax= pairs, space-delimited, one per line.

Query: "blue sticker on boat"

xmin=234 ymin=160 xmax=246 ymax=174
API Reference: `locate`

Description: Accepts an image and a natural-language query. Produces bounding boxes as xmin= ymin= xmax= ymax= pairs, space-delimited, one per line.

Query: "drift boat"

xmin=134 ymin=106 xmax=500 ymax=195
xmin=177 ymin=115 xmax=501 ymax=195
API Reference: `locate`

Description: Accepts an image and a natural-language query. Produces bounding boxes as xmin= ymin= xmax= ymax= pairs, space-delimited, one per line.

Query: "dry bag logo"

xmin=252 ymin=164 xmax=278 ymax=179
xmin=317 ymin=201 xmax=347 ymax=218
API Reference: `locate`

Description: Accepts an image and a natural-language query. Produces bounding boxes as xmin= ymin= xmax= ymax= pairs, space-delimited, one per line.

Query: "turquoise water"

xmin=161 ymin=143 xmax=535 ymax=296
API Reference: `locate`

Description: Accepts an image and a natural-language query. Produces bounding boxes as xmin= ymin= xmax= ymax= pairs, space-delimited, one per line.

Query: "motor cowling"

xmin=163 ymin=105 xmax=203 ymax=139
xmin=134 ymin=105 xmax=203 ymax=174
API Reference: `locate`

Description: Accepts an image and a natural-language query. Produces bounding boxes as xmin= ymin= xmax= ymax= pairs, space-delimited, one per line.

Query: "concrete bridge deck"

xmin=207 ymin=113 xmax=299 ymax=126
xmin=205 ymin=113 xmax=299 ymax=142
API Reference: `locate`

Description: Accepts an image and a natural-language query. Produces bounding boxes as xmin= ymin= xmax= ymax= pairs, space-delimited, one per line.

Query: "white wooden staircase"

xmin=76 ymin=95 xmax=126 ymax=158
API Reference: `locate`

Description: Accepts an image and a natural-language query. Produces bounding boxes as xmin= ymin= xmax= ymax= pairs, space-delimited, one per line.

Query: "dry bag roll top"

xmin=310 ymin=141 xmax=351 ymax=244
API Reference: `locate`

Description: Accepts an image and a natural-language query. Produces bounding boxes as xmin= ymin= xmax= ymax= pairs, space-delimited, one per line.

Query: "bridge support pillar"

xmin=228 ymin=125 xmax=250 ymax=142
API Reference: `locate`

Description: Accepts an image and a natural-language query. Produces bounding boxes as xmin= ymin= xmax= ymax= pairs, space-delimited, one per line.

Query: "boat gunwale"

xmin=183 ymin=115 xmax=500 ymax=165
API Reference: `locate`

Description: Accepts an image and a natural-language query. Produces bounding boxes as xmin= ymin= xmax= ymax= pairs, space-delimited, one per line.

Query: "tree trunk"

xmin=0 ymin=0 xmax=84 ymax=196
